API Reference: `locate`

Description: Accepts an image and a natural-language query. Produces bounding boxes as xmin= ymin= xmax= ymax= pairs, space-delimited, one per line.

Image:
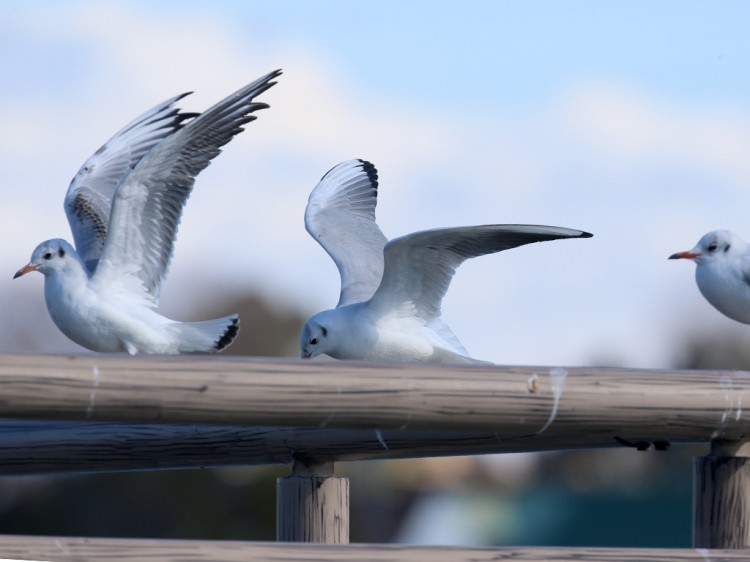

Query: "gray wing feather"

xmin=369 ymin=224 xmax=593 ymax=321
xmin=305 ymin=159 xmax=388 ymax=306
xmin=64 ymin=92 xmax=197 ymax=273
xmin=94 ymin=69 xmax=281 ymax=299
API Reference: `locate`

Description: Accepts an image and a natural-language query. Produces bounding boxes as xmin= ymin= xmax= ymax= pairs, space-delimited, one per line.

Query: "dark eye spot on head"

xmin=724 ymin=244 xmax=731 ymax=253
xmin=43 ymin=252 xmax=52 ymax=260
xmin=310 ymin=337 xmax=318 ymax=345
xmin=708 ymin=243 xmax=718 ymax=252
xmin=321 ymin=326 xmax=328 ymax=337
xmin=58 ymin=247 xmax=65 ymax=258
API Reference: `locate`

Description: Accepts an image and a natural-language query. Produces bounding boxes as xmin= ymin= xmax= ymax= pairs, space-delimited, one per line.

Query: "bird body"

xmin=30 ymin=239 xmax=230 ymax=354
xmin=303 ymin=303 xmax=482 ymax=363
xmin=671 ymin=230 xmax=750 ymax=324
xmin=16 ymin=70 xmax=280 ymax=353
xmin=300 ymin=159 xmax=592 ymax=363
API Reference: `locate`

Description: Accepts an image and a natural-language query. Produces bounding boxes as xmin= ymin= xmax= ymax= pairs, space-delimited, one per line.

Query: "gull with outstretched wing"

xmin=300 ymin=159 xmax=592 ymax=363
xmin=15 ymin=69 xmax=281 ymax=354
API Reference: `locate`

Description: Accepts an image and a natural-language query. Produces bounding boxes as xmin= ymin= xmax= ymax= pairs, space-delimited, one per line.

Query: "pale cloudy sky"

xmin=2 ymin=0 xmax=750 ymax=367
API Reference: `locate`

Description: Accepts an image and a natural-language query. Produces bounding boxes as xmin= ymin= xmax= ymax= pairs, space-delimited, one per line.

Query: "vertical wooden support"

xmin=276 ymin=458 xmax=349 ymax=543
xmin=694 ymin=439 xmax=750 ymax=548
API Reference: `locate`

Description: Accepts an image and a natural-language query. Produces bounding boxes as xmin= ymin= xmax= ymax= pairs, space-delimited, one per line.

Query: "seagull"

xmin=300 ymin=159 xmax=593 ymax=363
xmin=669 ymin=230 xmax=750 ymax=324
xmin=14 ymin=69 xmax=281 ymax=354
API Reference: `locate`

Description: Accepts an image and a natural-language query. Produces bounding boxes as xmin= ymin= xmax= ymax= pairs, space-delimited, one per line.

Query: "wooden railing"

xmin=0 ymin=353 xmax=749 ymax=560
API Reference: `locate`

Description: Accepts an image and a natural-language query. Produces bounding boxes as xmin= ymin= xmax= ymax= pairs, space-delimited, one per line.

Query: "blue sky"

xmin=2 ymin=1 xmax=750 ymax=366
xmin=201 ymin=0 xmax=750 ymax=108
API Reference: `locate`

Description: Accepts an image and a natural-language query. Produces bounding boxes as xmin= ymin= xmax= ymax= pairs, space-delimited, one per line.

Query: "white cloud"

xmin=560 ymin=82 xmax=750 ymax=186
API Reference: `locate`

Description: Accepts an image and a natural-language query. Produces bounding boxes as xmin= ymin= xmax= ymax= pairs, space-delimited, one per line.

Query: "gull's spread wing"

xmin=93 ymin=69 xmax=281 ymax=300
xmin=64 ymin=93 xmax=197 ymax=273
xmin=305 ymin=159 xmax=388 ymax=306
xmin=369 ymin=224 xmax=592 ymax=320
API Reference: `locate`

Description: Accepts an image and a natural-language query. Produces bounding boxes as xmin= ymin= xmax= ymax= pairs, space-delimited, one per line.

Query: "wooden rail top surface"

xmin=0 ymin=353 xmax=747 ymax=440
xmin=0 ymin=535 xmax=747 ymax=561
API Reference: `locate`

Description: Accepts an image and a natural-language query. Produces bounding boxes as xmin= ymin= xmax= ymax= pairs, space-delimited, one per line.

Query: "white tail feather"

xmin=175 ymin=314 xmax=239 ymax=353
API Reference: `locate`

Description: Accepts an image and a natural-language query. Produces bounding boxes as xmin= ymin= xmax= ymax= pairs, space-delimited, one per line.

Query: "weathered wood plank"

xmin=0 ymin=420 xmax=624 ymax=475
xmin=0 ymin=535 xmax=747 ymax=561
xmin=0 ymin=354 xmax=748 ymax=440
xmin=694 ymin=441 xmax=750 ymax=548
xmin=276 ymin=460 xmax=349 ymax=543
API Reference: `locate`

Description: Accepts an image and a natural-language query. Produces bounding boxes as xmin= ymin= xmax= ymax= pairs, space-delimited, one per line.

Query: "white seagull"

xmin=669 ymin=230 xmax=750 ymax=324
xmin=300 ymin=159 xmax=593 ymax=363
xmin=15 ymin=69 xmax=281 ymax=354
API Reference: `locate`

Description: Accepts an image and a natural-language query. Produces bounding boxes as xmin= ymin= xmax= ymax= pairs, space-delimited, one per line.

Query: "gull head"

xmin=669 ymin=230 xmax=746 ymax=266
xmin=300 ymin=314 xmax=332 ymax=359
xmin=14 ymin=239 xmax=77 ymax=279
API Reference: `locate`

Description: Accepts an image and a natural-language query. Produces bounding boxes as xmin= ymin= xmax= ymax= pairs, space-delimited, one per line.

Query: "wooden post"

xmin=693 ymin=439 xmax=750 ymax=548
xmin=276 ymin=458 xmax=349 ymax=543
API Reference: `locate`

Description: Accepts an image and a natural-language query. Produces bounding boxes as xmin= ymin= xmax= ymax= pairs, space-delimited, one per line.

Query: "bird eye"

xmin=310 ymin=337 xmax=318 ymax=346
xmin=43 ymin=252 xmax=52 ymax=260
xmin=707 ymin=243 xmax=718 ymax=252
xmin=58 ymin=248 xmax=65 ymax=258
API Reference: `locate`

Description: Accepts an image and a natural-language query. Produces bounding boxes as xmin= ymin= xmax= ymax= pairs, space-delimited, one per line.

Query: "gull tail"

xmin=176 ymin=314 xmax=240 ymax=353
xmin=430 ymin=346 xmax=495 ymax=365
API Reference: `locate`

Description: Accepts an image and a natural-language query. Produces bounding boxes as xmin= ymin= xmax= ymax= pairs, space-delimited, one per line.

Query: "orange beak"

xmin=13 ymin=263 xmax=38 ymax=279
xmin=668 ymin=251 xmax=700 ymax=261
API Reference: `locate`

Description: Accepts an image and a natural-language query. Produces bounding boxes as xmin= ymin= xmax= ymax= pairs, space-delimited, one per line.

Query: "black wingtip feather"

xmin=579 ymin=231 xmax=594 ymax=238
xmin=178 ymin=111 xmax=201 ymax=122
xmin=356 ymin=159 xmax=379 ymax=191
xmin=215 ymin=317 xmax=240 ymax=351
xmin=319 ymin=159 xmax=380 ymax=189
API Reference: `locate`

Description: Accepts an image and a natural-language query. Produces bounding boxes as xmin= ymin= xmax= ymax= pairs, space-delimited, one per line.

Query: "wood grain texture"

xmin=0 ymin=420 xmax=625 ymax=475
xmin=0 ymin=354 xmax=748 ymax=441
xmin=0 ymin=535 xmax=746 ymax=561
xmin=694 ymin=454 xmax=750 ymax=548
xmin=276 ymin=461 xmax=349 ymax=543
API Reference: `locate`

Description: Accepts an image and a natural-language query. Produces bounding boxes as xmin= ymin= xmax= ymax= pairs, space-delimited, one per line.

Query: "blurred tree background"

xmin=0 ymin=287 xmax=742 ymax=546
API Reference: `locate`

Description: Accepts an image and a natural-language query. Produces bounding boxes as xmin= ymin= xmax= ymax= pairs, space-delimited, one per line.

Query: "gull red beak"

xmin=668 ymin=251 xmax=700 ymax=261
xmin=13 ymin=263 xmax=38 ymax=279
xmin=301 ymin=351 xmax=312 ymax=359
